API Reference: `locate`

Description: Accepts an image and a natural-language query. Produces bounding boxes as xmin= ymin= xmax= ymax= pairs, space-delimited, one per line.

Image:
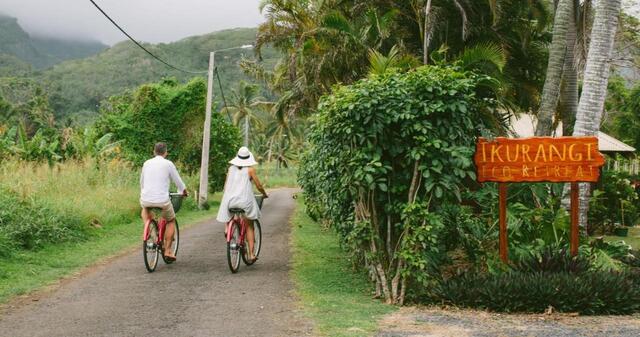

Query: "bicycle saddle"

xmin=229 ymin=208 xmax=245 ymax=214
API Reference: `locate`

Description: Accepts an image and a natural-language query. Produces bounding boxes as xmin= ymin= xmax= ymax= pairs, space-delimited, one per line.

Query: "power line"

xmin=88 ymin=0 xmax=206 ymax=75
xmin=215 ymin=67 xmax=233 ymax=122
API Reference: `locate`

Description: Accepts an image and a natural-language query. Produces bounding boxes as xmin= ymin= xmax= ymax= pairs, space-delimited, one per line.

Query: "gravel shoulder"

xmin=0 ymin=188 xmax=311 ymax=337
xmin=376 ymin=306 xmax=640 ymax=337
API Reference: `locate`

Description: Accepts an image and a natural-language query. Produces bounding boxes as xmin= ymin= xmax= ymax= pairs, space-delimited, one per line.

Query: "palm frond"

xmin=457 ymin=42 xmax=507 ymax=72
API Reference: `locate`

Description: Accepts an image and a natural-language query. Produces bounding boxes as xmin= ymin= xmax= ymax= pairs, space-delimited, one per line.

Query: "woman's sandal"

xmin=164 ymin=255 xmax=176 ymax=262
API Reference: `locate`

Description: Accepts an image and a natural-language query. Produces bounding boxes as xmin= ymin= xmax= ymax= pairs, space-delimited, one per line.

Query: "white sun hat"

xmin=229 ymin=146 xmax=258 ymax=167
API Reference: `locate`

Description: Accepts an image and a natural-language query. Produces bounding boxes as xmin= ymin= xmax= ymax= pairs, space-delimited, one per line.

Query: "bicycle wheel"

xmin=227 ymin=222 xmax=241 ymax=273
xmin=143 ymin=219 xmax=160 ymax=272
xmin=162 ymin=219 xmax=180 ymax=264
xmin=242 ymin=220 xmax=262 ymax=265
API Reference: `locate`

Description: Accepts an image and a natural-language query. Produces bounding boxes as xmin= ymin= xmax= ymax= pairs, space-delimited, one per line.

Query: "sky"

xmin=0 ymin=0 xmax=265 ymax=45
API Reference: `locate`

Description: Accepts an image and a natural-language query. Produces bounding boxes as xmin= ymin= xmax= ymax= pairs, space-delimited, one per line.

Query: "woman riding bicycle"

xmin=217 ymin=147 xmax=268 ymax=263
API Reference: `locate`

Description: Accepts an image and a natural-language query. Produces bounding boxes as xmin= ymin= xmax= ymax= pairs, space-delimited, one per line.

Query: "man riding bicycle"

xmin=140 ymin=142 xmax=187 ymax=262
xmin=217 ymin=147 xmax=268 ymax=263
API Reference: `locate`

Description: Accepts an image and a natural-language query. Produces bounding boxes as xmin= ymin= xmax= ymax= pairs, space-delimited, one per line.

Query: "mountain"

xmin=36 ymin=27 xmax=278 ymax=120
xmin=0 ymin=14 xmax=107 ymax=69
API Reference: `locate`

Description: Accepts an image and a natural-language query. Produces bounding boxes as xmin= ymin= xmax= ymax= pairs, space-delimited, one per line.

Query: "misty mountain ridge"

xmin=0 ymin=14 xmax=107 ymax=69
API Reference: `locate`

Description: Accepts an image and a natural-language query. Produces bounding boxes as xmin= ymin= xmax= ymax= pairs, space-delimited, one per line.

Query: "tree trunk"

xmin=560 ymin=3 xmax=579 ymax=210
xmin=423 ymin=0 xmax=432 ymax=65
xmin=535 ymin=0 xmax=573 ymax=136
xmin=560 ymin=3 xmax=579 ymax=137
xmin=572 ymin=0 xmax=622 ymax=228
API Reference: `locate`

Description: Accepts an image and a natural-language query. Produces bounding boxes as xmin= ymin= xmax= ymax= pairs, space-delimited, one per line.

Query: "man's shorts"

xmin=141 ymin=200 xmax=176 ymax=221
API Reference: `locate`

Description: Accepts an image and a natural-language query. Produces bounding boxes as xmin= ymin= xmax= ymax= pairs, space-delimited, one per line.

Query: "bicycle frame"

xmin=143 ymin=216 xmax=167 ymax=245
xmin=226 ymin=215 xmax=247 ymax=246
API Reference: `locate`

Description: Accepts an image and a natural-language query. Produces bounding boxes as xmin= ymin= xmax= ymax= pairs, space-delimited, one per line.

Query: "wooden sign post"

xmin=474 ymin=137 xmax=605 ymax=262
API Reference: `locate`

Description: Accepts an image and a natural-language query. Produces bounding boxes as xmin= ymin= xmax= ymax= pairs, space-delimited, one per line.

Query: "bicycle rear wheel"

xmin=162 ymin=219 xmax=180 ymax=264
xmin=227 ymin=222 xmax=241 ymax=273
xmin=242 ymin=220 xmax=262 ymax=265
xmin=143 ymin=219 xmax=160 ymax=272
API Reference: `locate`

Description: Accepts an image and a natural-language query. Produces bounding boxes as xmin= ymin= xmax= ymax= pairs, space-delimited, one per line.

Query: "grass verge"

xmin=598 ymin=227 xmax=640 ymax=250
xmin=260 ymin=163 xmax=298 ymax=188
xmin=0 ymin=199 xmax=220 ymax=304
xmin=291 ymin=197 xmax=396 ymax=337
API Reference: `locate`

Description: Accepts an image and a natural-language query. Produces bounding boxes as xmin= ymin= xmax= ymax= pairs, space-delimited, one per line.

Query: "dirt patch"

xmin=377 ymin=306 xmax=640 ymax=337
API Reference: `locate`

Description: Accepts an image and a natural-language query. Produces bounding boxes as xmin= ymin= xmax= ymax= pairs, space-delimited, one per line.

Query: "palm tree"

xmin=535 ymin=0 xmax=573 ymax=136
xmin=572 ymin=0 xmax=622 ymax=229
xmin=558 ymin=0 xmax=579 ymax=136
xmin=222 ymin=81 xmax=270 ymax=147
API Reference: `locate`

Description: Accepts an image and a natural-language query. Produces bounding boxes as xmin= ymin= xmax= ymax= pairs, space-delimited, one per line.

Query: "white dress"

xmin=216 ymin=166 xmax=261 ymax=222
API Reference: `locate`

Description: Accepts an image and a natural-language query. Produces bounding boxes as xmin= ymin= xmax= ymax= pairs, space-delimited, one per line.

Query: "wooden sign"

xmin=474 ymin=137 xmax=605 ymax=183
xmin=474 ymin=136 xmax=606 ymax=262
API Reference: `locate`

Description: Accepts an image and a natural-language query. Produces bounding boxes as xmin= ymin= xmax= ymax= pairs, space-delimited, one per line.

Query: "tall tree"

xmin=559 ymin=1 xmax=579 ymax=136
xmin=222 ymin=81 xmax=269 ymax=147
xmin=573 ymin=0 xmax=623 ymax=228
xmin=535 ymin=0 xmax=573 ymax=136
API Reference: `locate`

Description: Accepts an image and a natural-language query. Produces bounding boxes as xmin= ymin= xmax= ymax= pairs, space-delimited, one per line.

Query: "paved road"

xmin=0 ymin=188 xmax=311 ymax=337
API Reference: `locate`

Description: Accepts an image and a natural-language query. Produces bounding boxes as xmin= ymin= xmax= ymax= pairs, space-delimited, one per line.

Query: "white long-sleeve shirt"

xmin=140 ymin=156 xmax=186 ymax=204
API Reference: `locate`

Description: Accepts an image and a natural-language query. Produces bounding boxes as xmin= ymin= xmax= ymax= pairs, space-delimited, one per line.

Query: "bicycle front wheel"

xmin=162 ymin=219 xmax=179 ymax=264
xmin=227 ymin=222 xmax=241 ymax=273
xmin=242 ymin=220 xmax=261 ymax=265
xmin=143 ymin=219 xmax=160 ymax=272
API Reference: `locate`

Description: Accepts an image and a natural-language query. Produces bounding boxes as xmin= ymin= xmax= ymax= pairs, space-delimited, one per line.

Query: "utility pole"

xmin=244 ymin=115 xmax=249 ymax=147
xmin=198 ymin=51 xmax=215 ymax=209
xmin=198 ymin=45 xmax=254 ymax=209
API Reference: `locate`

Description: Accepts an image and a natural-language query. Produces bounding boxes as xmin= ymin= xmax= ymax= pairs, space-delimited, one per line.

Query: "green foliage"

xmin=299 ymin=65 xmax=502 ymax=303
xmin=255 ymin=0 xmax=550 ymax=117
xmin=95 ymin=78 xmax=241 ymax=191
xmin=511 ymin=245 xmax=590 ymax=274
xmin=585 ymin=238 xmax=635 ymax=272
xmin=589 ymin=170 xmax=639 ymax=234
xmin=432 ymin=270 xmax=640 ymax=315
xmin=603 ymin=78 xmax=640 ymax=150
xmin=0 ymin=189 xmax=84 ymax=253
xmin=0 ymin=54 xmax=32 ymax=77
xmin=399 ymin=202 xmax=445 ymax=286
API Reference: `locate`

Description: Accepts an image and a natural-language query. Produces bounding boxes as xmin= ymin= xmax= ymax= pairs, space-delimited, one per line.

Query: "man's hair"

xmin=154 ymin=142 xmax=167 ymax=155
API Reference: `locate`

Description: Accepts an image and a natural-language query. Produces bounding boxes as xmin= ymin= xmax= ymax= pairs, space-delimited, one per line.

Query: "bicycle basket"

xmin=255 ymin=195 xmax=264 ymax=209
xmin=170 ymin=194 xmax=184 ymax=213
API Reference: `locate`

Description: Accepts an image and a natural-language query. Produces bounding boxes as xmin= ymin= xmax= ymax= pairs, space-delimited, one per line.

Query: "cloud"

xmin=0 ymin=0 xmax=264 ymax=44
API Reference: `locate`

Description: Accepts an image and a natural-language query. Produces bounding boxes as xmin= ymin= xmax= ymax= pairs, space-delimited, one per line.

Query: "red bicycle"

xmin=143 ymin=193 xmax=184 ymax=272
xmin=226 ymin=195 xmax=264 ymax=273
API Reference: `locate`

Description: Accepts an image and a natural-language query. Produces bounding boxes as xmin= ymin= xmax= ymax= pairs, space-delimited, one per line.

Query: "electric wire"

xmin=215 ymin=67 xmax=233 ymax=122
xmin=88 ymin=0 xmax=206 ymax=74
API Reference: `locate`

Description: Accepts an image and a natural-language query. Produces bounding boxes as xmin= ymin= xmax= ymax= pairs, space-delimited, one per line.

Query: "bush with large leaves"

xmin=96 ymin=78 xmax=241 ymax=191
xmin=299 ymin=65 xmax=502 ymax=304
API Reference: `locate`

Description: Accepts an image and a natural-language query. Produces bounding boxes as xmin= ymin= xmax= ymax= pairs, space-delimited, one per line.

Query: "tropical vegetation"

xmin=1 ymin=0 xmax=640 ymax=317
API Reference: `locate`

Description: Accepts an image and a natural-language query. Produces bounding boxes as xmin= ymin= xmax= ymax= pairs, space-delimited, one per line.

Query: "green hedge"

xmin=432 ymin=270 xmax=640 ymax=315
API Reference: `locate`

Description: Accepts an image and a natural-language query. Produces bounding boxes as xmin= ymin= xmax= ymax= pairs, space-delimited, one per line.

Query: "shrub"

xmin=96 ymin=78 xmax=241 ymax=191
xmin=0 ymin=189 xmax=84 ymax=253
xmin=511 ymin=245 xmax=590 ymax=274
xmin=432 ymin=270 xmax=640 ymax=315
xmin=299 ymin=65 xmax=503 ymax=304
xmin=589 ymin=170 xmax=639 ymax=234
